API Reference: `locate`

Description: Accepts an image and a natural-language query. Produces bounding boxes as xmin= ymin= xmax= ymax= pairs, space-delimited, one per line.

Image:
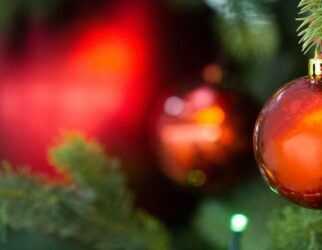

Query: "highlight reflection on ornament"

xmin=156 ymin=85 xmax=253 ymax=192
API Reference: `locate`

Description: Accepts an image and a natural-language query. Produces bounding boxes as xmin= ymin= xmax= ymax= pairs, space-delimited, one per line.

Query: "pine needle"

xmin=298 ymin=0 xmax=322 ymax=54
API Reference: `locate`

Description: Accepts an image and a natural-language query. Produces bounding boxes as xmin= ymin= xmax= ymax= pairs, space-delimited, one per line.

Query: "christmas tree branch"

xmin=297 ymin=0 xmax=322 ymax=54
xmin=0 ymin=135 xmax=170 ymax=250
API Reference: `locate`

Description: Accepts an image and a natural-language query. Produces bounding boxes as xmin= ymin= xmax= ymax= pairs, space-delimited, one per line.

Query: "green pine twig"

xmin=297 ymin=0 xmax=322 ymax=54
xmin=0 ymin=135 xmax=171 ymax=250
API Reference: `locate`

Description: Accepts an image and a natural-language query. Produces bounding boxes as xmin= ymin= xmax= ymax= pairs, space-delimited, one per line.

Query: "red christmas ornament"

xmin=0 ymin=2 xmax=157 ymax=181
xmin=254 ymin=58 xmax=322 ymax=208
xmin=155 ymin=84 xmax=254 ymax=193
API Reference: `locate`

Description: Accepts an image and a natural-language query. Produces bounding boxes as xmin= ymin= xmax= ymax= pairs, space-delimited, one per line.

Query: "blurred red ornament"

xmin=254 ymin=75 xmax=322 ymax=208
xmin=0 ymin=3 xmax=157 ymax=181
xmin=155 ymin=84 xmax=254 ymax=192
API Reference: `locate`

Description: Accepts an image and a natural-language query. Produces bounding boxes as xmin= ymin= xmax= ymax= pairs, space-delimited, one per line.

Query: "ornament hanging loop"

xmin=309 ymin=51 xmax=322 ymax=81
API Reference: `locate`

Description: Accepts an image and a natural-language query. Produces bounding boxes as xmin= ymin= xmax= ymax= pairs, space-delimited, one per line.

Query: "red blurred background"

xmin=0 ymin=1 xmax=157 ymax=177
xmin=0 ymin=0 xmax=257 ymax=226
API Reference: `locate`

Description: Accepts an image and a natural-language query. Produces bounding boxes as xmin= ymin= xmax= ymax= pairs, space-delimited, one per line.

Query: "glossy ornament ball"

xmin=254 ymin=76 xmax=322 ymax=208
xmin=155 ymin=85 xmax=254 ymax=193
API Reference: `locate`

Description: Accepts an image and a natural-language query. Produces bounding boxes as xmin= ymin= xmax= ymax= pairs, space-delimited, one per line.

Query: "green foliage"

xmin=0 ymin=135 xmax=170 ymax=250
xmin=0 ymin=0 xmax=58 ymax=32
xmin=211 ymin=0 xmax=279 ymax=61
xmin=166 ymin=0 xmax=279 ymax=61
xmin=297 ymin=0 xmax=322 ymax=54
xmin=193 ymin=176 xmax=286 ymax=250
xmin=3 ymin=229 xmax=87 ymax=250
xmin=268 ymin=206 xmax=322 ymax=250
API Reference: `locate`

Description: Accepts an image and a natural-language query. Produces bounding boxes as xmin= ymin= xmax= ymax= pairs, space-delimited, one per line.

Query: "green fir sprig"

xmin=297 ymin=0 xmax=322 ymax=54
xmin=0 ymin=135 xmax=170 ymax=250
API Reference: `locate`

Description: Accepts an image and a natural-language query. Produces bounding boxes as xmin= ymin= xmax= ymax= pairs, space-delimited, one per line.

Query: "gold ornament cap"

xmin=309 ymin=52 xmax=322 ymax=81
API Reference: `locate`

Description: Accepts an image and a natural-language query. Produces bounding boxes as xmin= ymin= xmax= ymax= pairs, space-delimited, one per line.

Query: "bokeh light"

xmin=164 ymin=96 xmax=185 ymax=116
xmin=230 ymin=213 xmax=248 ymax=233
xmin=156 ymin=84 xmax=253 ymax=191
xmin=202 ymin=63 xmax=223 ymax=84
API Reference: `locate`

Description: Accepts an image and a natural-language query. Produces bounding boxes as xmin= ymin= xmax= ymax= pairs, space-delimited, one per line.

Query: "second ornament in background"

xmin=153 ymin=80 xmax=256 ymax=194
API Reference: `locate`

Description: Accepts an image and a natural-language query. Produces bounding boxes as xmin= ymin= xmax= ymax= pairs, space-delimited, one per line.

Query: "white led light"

xmin=230 ymin=214 xmax=248 ymax=233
